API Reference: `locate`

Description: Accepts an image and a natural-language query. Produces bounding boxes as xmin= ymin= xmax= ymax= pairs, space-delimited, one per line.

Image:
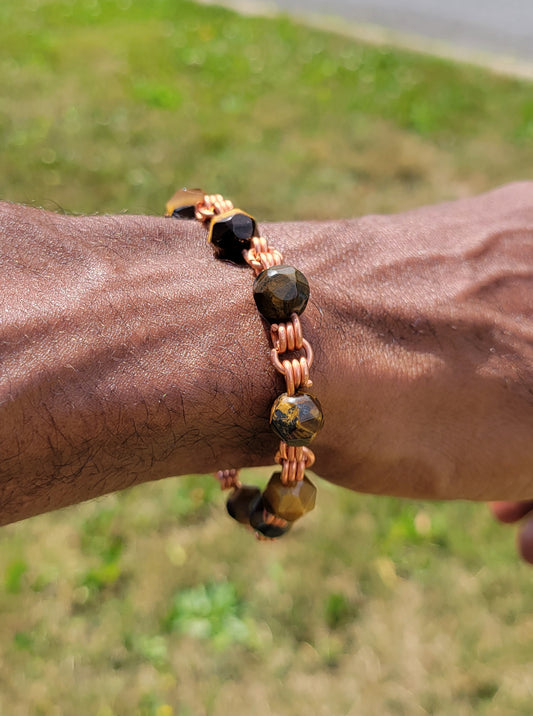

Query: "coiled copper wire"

xmin=250 ymin=236 xmax=270 ymax=255
xmin=215 ymin=468 xmax=241 ymax=491
xmin=195 ymin=194 xmax=234 ymax=221
xmin=244 ymin=236 xmax=283 ymax=274
xmin=270 ymin=339 xmax=313 ymax=395
xmin=275 ymin=443 xmax=315 ymax=483
xmin=270 ymin=314 xmax=303 ymax=353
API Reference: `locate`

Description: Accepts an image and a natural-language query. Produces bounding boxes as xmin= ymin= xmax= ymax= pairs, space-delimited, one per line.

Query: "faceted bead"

xmin=165 ymin=188 xmax=204 ymax=219
xmin=270 ymin=391 xmax=324 ymax=446
xmin=208 ymin=209 xmax=258 ymax=263
xmin=226 ymin=485 xmax=261 ymax=526
xmin=253 ymin=265 xmax=310 ymax=323
xmin=263 ymin=471 xmax=317 ymax=522
xmin=249 ymin=494 xmax=292 ymax=539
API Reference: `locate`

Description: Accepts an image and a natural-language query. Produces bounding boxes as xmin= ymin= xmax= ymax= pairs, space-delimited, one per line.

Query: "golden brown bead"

xmin=270 ymin=390 xmax=324 ymax=446
xmin=263 ymin=471 xmax=317 ymax=522
xmin=165 ymin=187 xmax=205 ymax=218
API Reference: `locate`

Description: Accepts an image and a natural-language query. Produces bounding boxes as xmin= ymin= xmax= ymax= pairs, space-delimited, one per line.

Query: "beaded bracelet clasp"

xmin=166 ymin=188 xmax=323 ymax=540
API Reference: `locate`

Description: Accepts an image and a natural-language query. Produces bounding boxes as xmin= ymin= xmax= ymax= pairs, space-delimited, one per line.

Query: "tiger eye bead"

xmin=263 ymin=471 xmax=317 ymax=522
xmin=270 ymin=391 xmax=324 ymax=446
xmin=226 ymin=485 xmax=261 ymax=525
xmin=253 ymin=265 xmax=310 ymax=323
xmin=165 ymin=188 xmax=204 ymax=219
xmin=249 ymin=494 xmax=292 ymax=539
xmin=208 ymin=209 xmax=258 ymax=263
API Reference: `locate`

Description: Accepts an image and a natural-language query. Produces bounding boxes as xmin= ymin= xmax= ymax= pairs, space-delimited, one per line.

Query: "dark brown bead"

xmin=249 ymin=494 xmax=292 ymax=538
xmin=172 ymin=205 xmax=196 ymax=219
xmin=270 ymin=391 xmax=323 ymax=446
xmin=165 ymin=188 xmax=204 ymax=219
xmin=208 ymin=209 xmax=257 ymax=263
xmin=226 ymin=485 xmax=261 ymax=525
xmin=263 ymin=471 xmax=317 ymax=522
xmin=253 ymin=265 xmax=310 ymax=323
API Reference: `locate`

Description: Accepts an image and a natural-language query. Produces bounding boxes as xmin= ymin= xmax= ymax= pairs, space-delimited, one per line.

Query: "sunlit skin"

xmin=1 ymin=182 xmax=533 ymax=562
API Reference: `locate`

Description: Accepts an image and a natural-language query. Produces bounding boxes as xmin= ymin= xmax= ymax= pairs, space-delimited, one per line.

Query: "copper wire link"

xmin=275 ymin=444 xmax=316 ymax=483
xmin=275 ymin=443 xmax=316 ymax=469
xmin=215 ymin=468 xmax=241 ymax=491
xmin=195 ymin=194 xmax=234 ymax=221
xmin=243 ymin=236 xmax=284 ymax=274
xmin=270 ymin=314 xmax=303 ymax=353
xmin=284 ymin=357 xmax=309 ymax=395
xmin=244 ymin=247 xmax=283 ymax=274
xmin=250 ymin=236 xmax=271 ymax=255
xmin=270 ymin=338 xmax=313 ymax=395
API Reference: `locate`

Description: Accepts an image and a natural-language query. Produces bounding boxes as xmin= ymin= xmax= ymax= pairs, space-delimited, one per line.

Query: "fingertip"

xmin=489 ymin=500 xmax=533 ymax=523
xmin=518 ymin=517 xmax=533 ymax=565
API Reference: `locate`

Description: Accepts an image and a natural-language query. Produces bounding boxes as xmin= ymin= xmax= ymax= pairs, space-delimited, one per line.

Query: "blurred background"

xmin=220 ymin=0 xmax=533 ymax=71
xmin=1 ymin=0 xmax=533 ymax=713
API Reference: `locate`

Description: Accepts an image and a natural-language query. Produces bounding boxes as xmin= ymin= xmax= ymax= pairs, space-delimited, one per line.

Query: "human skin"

xmin=490 ymin=500 xmax=533 ymax=563
xmin=1 ymin=182 xmax=533 ymax=557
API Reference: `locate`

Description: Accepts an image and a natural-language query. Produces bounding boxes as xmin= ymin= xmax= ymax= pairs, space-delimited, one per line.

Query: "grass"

xmin=1 ymin=0 xmax=533 ymax=713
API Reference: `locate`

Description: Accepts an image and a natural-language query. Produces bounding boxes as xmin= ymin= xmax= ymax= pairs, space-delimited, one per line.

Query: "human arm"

xmin=1 ymin=181 xmax=533 ymax=525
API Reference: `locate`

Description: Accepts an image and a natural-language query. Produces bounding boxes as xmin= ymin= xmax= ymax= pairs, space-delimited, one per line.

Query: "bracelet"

xmin=165 ymin=188 xmax=324 ymax=540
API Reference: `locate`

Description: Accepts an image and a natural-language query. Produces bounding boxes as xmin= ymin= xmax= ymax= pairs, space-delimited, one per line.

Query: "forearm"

xmin=2 ymin=182 xmax=533 ymax=524
xmin=0 ymin=203 xmax=282 ymax=522
xmin=313 ymin=181 xmax=533 ymax=501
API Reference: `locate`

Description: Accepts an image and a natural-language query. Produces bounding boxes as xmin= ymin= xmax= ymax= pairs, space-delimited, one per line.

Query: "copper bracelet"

xmin=166 ymin=188 xmax=323 ymax=540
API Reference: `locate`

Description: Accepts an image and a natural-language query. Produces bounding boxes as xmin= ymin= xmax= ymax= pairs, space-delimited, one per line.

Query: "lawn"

xmin=1 ymin=0 xmax=533 ymax=714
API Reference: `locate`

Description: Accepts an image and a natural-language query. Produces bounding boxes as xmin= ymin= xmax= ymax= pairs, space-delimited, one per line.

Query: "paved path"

xmin=229 ymin=0 xmax=533 ymax=67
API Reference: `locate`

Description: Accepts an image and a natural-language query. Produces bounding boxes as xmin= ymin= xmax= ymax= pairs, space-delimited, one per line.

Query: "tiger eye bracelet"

xmin=166 ymin=188 xmax=323 ymax=540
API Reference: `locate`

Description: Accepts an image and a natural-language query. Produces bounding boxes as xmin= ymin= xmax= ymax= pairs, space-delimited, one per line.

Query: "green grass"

xmin=2 ymin=0 xmax=533 ymax=219
xmin=1 ymin=0 xmax=533 ymax=714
